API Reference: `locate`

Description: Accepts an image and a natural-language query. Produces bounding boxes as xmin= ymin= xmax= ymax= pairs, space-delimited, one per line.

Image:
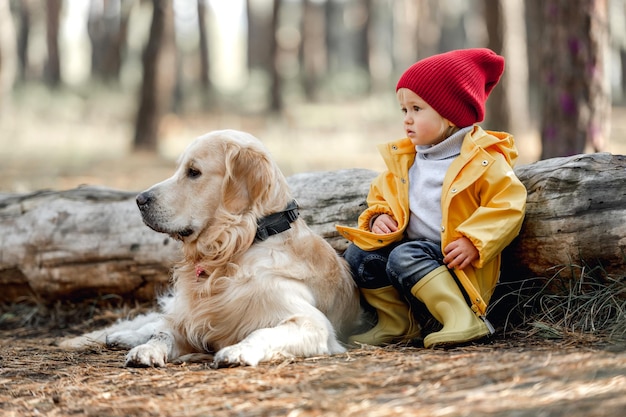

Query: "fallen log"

xmin=0 ymin=153 xmax=624 ymax=303
xmin=503 ymin=152 xmax=626 ymax=282
xmin=0 ymin=187 xmax=180 ymax=302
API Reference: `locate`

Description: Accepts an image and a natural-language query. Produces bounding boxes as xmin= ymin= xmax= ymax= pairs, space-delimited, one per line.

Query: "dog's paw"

xmin=213 ymin=343 xmax=265 ymax=368
xmin=125 ymin=344 xmax=167 ymax=368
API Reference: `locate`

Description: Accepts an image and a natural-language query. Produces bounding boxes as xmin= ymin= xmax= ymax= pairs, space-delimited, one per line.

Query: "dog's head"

xmin=136 ymin=130 xmax=291 ymax=250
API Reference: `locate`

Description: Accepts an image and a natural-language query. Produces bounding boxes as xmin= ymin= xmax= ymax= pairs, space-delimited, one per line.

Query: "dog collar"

xmin=255 ymin=200 xmax=300 ymax=242
xmin=195 ymin=200 xmax=299 ymax=279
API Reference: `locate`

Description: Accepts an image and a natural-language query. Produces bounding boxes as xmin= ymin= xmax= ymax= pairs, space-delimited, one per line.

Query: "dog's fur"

xmin=60 ymin=129 xmax=361 ymax=367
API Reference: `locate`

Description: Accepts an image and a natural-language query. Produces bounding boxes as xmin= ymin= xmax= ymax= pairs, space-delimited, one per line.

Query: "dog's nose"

xmin=136 ymin=191 xmax=153 ymax=207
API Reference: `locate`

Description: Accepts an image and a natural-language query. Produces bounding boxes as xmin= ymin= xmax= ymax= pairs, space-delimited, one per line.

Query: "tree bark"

xmin=88 ymin=0 xmax=133 ymax=82
xmin=503 ymin=153 xmax=626 ymax=282
xmin=246 ymin=0 xmax=273 ymax=73
xmin=484 ymin=0 xmax=508 ymax=131
xmin=15 ymin=0 xmax=32 ymax=81
xmin=0 ymin=188 xmax=179 ymax=302
xmin=301 ymin=0 xmax=327 ymax=100
xmin=483 ymin=0 xmax=529 ymax=136
xmin=1 ymin=154 xmax=624 ymax=303
xmin=133 ymin=0 xmax=175 ymax=152
xmin=537 ymin=0 xmax=611 ymax=158
xmin=0 ymin=0 xmax=17 ymax=110
xmin=269 ymin=0 xmax=283 ymax=111
xmin=44 ymin=0 xmax=62 ymax=87
xmin=197 ymin=0 xmax=211 ymax=91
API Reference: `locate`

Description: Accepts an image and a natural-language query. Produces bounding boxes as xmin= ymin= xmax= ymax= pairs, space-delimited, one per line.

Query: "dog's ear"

xmin=222 ymin=143 xmax=275 ymax=214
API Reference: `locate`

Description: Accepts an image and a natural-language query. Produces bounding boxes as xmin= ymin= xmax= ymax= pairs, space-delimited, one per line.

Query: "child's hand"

xmin=443 ymin=237 xmax=478 ymax=270
xmin=371 ymin=214 xmax=398 ymax=234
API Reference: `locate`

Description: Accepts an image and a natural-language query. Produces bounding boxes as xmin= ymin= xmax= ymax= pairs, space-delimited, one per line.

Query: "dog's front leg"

xmin=125 ymin=331 xmax=175 ymax=367
xmin=105 ymin=313 xmax=165 ymax=349
xmin=213 ymin=312 xmax=342 ymax=367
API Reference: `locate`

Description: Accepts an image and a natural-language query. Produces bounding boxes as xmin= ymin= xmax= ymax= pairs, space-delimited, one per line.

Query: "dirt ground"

xmin=2 ymin=91 xmax=626 ymax=416
xmin=2 ymin=322 xmax=626 ymax=417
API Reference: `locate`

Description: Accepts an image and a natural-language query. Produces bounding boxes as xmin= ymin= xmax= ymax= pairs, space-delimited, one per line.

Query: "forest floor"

xmin=1 ymin=87 xmax=626 ymax=416
xmin=1 ymin=324 xmax=626 ymax=417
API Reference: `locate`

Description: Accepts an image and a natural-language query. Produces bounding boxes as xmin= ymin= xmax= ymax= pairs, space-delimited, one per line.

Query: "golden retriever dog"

xmin=60 ymin=129 xmax=361 ymax=367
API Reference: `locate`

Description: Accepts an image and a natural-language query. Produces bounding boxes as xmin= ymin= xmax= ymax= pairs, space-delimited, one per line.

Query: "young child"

xmin=336 ymin=48 xmax=527 ymax=348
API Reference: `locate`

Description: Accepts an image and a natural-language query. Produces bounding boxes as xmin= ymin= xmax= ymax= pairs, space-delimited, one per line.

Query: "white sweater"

xmin=406 ymin=126 xmax=472 ymax=243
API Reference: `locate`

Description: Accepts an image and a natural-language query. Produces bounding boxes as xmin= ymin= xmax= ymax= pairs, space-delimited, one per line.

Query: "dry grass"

xmin=498 ymin=263 xmax=626 ymax=343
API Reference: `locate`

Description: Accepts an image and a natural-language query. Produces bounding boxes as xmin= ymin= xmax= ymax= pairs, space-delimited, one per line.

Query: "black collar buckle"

xmin=255 ymin=200 xmax=300 ymax=242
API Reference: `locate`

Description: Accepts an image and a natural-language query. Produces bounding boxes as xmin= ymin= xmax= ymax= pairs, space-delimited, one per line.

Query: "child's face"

xmin=397 ymin=88 xmax=452 ymax=147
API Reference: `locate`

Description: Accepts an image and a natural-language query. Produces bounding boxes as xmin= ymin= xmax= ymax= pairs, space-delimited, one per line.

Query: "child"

xmin=336 ymin=48 xmax=527 ymax=348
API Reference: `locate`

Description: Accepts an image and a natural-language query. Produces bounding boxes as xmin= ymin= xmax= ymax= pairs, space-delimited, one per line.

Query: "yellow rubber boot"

xmin=349 ymin=286 xmax=421 ymax=346
xmin=410 ymin=266 xmax=490 ymax=348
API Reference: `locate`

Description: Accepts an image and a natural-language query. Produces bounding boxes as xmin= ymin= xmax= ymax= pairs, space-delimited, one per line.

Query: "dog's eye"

xmin=187 ymin=167 xmax=201 ymax=179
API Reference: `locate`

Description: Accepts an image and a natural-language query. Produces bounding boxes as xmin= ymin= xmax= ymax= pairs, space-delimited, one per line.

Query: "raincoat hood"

xmin=466 ymin=127 xmax=519 ymax=168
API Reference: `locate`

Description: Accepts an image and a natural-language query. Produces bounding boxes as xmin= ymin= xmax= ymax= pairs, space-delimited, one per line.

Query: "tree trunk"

xmin=15 ymin=0 xmax=32 ymax=81
xmin=356 ymin=0 xmax=372 ymax=92
xmin=269 ymin=0 xmax=283 ymax=111
xmin=324 ymin=0 xmax=371 ymax=89
xmin=391 ymin=0 xmax=420 ymax=72
xmin=1 ymin=154 xmax=624 ymax=303
xmin=301 ymin=0 xmax=327 ymax=100
xmin=197 ymin=0 xmax=211 ymax=91
xmin=484 ymin=0 xmax=529 ymax=136
xmin=45 ymin=0 xmax=62 ymax=87
xmin=88 ymin=0 xmax=133 ymax=82
xmin=0 ymin=0 xmax=17 ymax=111
xmin=246 ymin=0 xmax=273 ymax=73
xmin=525 ymin=0 xmax=544 ymax=131
xmin=483 ymin=0 xmax=508 ymax=131
xmin=133 ymin=0 xmax=175 ymax=152
xmin=537 ymin=0 xmax=611 ymax=158
xmin=500 ymin=0 xmax=529 ymax=136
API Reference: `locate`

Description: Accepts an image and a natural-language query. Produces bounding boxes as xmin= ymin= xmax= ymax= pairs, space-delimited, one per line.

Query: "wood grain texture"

xmin=505 ymin=153 xmax=626 ymax=280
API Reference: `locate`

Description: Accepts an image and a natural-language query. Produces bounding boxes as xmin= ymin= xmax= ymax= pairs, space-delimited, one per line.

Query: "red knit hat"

xmin=396 ymin=48 xmax=504 ymax=127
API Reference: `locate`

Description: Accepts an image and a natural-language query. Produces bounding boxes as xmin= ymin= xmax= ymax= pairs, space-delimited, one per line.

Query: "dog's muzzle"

xmin=136 ymin=191 xmax=194 ymax=239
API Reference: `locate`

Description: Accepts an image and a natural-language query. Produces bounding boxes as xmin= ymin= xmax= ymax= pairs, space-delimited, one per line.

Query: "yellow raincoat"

xmin=336 ymin=126 xmax=527 ymax=307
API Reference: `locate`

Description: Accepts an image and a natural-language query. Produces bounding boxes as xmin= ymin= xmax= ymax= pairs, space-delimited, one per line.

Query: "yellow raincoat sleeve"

xmin=336 ymin=171 xmax=406 ymax=251
xmin=338 ymin=162 xmax=417 ymax=251
xmin=336 ymin=137 xmax=415 ymax=251
xmin=452 ymin=156 xmax=527 ymax=269
xmin=357 ymin=173 xmax=395 ymax=231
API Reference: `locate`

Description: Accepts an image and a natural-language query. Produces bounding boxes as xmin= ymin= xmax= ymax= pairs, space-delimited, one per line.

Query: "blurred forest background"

xmin=1 ymin=0 xmax=626 ymax=192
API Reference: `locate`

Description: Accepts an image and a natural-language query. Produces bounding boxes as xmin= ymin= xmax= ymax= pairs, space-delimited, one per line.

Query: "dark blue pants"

xmin=343 ymin=239 xmax=445 ymax=298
